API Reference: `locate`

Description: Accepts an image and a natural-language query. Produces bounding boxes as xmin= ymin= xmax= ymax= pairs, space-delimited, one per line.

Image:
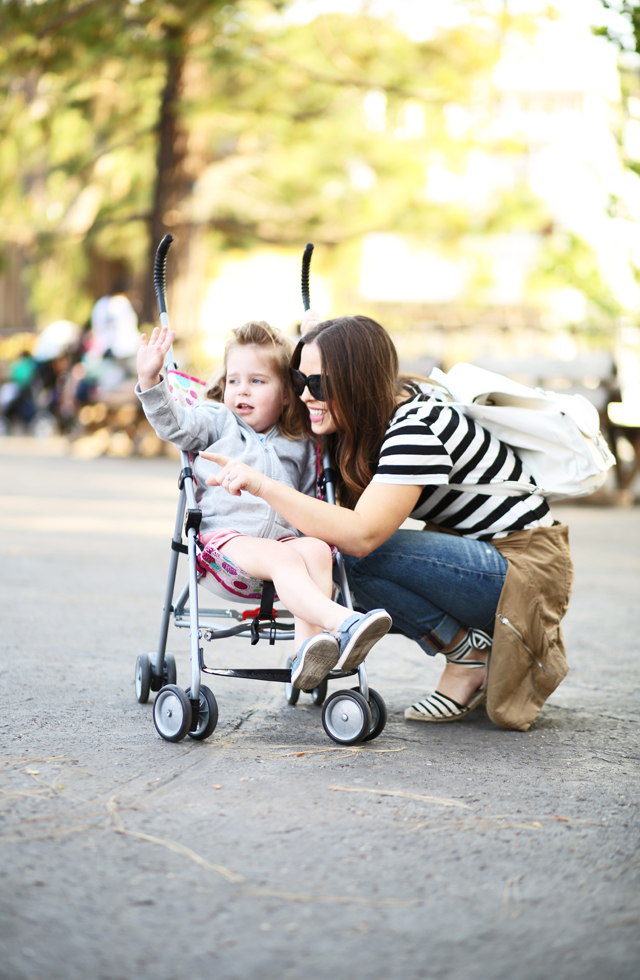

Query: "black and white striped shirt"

xmin=372 ymin=388 xmax=553 ymax=540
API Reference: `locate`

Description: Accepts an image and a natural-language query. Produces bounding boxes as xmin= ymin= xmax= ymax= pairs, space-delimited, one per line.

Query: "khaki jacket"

xmin=489 ymin=524 xmax=574 ymax=731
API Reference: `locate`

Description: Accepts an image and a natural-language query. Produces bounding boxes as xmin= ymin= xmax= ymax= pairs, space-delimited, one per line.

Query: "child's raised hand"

xmin=200 ymin=452 xmax=265 ymax=497
xmin=137 ymin=325 xmax=175 ymax=391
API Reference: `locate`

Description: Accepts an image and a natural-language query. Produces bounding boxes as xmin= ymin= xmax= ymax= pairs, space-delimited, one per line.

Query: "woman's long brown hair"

xmin=291 ymin=315 xmax=403 ymax=509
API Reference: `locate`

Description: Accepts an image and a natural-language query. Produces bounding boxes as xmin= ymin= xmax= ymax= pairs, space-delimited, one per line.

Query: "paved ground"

xmin=0 ymin=437 xmax=639 ymax=980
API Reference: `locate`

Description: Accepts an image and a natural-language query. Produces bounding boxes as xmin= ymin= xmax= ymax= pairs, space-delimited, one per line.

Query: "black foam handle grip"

xmin=301 ymin=242 xmax=314 ymax=312
xmin=154 ymin=234 xmax=174 ymax=316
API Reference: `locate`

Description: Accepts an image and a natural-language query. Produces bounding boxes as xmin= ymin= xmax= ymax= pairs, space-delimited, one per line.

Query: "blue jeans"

xmin=340 ymin=530 xmax=508 ymax=656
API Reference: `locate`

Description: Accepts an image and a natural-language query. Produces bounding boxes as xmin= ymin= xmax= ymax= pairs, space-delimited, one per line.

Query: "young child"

xmin=136 ymin=320 xmax=391 ymax=690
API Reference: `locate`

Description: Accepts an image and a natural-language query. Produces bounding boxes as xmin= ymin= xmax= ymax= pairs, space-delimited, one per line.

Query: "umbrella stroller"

xmin=134 ymin=238 xmax=387 ymax=746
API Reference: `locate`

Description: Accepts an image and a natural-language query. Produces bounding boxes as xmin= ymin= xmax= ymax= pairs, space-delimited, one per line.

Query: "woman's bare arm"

xmin=200 ymin=452 xmax=421 ymax=557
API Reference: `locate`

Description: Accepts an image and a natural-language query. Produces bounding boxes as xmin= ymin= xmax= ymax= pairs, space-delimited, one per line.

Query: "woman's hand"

xmin=300 ymin=309 xmax=323 ymax=336
xmin=137 ymin=325 xmax=175 ymax=391
xmin=200 ymin=452 xmax=266 ymax=497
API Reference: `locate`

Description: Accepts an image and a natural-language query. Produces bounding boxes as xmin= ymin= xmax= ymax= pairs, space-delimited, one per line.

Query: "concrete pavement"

xmin=0 ymin=438 xmax=638 ymax=980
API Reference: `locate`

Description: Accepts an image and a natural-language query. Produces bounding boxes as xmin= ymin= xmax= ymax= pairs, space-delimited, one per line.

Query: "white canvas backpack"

xmin=427 ymin=363 xmax=616 ymax=503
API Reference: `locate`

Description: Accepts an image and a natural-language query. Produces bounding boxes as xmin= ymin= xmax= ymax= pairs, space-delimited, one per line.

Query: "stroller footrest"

xmin=204 ymin=667 xmax=293 ymax=682
xmin=202 ymin=666 xmax=359 ymax=683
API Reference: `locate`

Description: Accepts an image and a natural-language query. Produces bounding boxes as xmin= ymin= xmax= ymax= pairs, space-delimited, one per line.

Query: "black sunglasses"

xmin=290 ymin=367 xmax=326 ymax=401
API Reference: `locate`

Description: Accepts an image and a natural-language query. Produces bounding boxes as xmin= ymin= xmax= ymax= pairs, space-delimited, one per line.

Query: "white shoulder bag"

xmin=428 ymin=363 xmax=616 ymax=503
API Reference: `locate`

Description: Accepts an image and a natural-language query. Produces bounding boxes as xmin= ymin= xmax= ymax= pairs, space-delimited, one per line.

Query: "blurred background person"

xmin=0 ymin=349 xmax=37 ymax=432
xmin=86 ymin=281 xmax=141 ymax=394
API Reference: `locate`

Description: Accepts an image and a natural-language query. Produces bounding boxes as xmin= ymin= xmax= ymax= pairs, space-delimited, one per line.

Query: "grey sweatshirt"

xmin=136 ymin=377 xmax=316 ymax=540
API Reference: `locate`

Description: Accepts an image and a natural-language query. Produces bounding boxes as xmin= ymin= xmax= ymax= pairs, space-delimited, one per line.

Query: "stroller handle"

xmin=154 ymin=234 xmax=173 ymax=317
xmin=301 ymin=243 xmax=314 ymax=312
xmin=153 ymin=234 xmax=176 ymax=371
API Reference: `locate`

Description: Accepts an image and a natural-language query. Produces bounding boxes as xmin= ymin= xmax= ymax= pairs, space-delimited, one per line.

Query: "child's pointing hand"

xmin=200 ymin=452 xmax=265 ymax=497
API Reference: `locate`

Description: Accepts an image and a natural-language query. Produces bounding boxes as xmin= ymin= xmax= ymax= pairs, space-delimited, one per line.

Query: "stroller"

xmin=134 ymin=238 xmax=388 ymax=747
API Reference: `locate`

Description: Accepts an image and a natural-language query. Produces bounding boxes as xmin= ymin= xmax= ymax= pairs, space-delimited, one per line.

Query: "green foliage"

xmin=594 ymin=1 xmax=640 ymax=52
xmin=528 ymin=231 xmax=622 ymax=318
xmin=0 ymin=0 xmax=570 ymax=328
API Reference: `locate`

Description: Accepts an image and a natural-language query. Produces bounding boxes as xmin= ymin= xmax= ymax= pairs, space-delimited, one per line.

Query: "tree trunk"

xmin=0 ymin=246 xmax=35 ymax=335
xmin=141 ymin=26 xmax=189 ymax=326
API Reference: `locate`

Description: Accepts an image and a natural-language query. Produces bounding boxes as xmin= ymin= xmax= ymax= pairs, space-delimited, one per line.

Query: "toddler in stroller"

xmin=136 ymin=319 xmax=392 ymax=694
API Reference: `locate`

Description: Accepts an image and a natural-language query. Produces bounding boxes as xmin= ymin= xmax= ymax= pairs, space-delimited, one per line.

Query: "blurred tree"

xmin=0 ymin=0 xmax=544 ymax=333
xmin=595 ymin=1 xmax=640 ymax=50
xmin=529 ymin=231 xmax=622 ymax=319
xmin=594 ymin=0 xmax=640 ymax=311
xmin=0 ymin=0 xmax=231 ymax=326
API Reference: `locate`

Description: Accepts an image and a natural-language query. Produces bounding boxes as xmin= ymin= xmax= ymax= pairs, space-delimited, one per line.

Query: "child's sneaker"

xmin=290 ymin=632 xmax=340 ymax=690
xmin=335 ymin=609 xmax=392 ymax=670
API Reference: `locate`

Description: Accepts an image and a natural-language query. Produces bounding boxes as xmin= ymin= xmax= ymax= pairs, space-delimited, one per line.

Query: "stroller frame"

xmin=134 ymin=235 xmax=387 ymax=745
xmin=134 ymin=445 xmax=384 ymax=745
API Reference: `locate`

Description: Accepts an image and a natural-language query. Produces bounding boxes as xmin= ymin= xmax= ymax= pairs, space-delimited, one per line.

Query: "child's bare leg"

xmin=283 ymin=537 xmax=335 ymax=643
xmin=219 ymin=536 xmax=344 ymax=647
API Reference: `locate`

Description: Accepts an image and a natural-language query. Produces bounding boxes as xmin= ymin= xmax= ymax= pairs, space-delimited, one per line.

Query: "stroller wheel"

xmin=163 ymin=653 xmax=177 ymax=687
xmin=186 ymin=685 xmax=218 ymax=741
xmin=135 ymin=654 xmax=151 ymax=704
xmin=352 ymin=686 xmax=387 ymax=742
xmin=153 ymin=685 xmax=192 ymax=742
xmin=310 ymin=678 xmax=328 ymax=706
xmin=284 ymin=657 xmax=300 ymax=705
xmin=322 ymin=690 xmax=372 ymax=746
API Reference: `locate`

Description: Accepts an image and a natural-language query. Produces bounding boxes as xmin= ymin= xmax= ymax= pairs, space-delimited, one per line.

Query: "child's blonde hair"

xmin=205 ymin=320 xmax=301 ymax=439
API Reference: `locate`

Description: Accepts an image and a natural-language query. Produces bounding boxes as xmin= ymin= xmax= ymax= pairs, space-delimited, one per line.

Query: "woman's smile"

xmin=298 ymin=342 xmax=338 ymax=435
xmin=308 ymin=406 xmax=327 ymax=422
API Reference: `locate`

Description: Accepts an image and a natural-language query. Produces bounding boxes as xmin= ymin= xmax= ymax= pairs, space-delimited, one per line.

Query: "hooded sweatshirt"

xmin=136 ymin=376 xmax=316 ymax=540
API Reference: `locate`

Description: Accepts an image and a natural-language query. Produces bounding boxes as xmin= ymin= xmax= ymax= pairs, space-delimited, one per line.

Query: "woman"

xmin=202 ymin=314 xmax=574 ymax=731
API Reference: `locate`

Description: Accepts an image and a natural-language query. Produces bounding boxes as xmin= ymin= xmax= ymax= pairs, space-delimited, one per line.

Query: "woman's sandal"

xmin=404 ymin=686 xmax=487 ymax=723
xmin=444 ymin=627 xmax=492 ymax=668
xmin=405 ymin=627 xmax=491 ymax=722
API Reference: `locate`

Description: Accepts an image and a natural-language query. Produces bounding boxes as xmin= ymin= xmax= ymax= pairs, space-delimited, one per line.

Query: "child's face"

xmin=223 ymin=345 xmax=288 ymax=434
xmin=298 ymin=342 xmax=339 ymax=436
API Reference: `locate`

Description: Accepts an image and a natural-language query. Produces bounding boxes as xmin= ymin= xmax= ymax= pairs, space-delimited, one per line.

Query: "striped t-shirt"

xmin=372 ymin=387 xmax=553 ymax=540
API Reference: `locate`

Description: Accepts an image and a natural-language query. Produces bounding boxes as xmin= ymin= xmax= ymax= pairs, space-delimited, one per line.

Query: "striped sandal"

xmin=404 ymin=686 xmax=487 ymax=723
xmin=444 ymin=628 xmax=492 ymax=668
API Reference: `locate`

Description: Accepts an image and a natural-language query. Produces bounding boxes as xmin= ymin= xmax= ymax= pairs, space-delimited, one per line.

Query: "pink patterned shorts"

xmin=196 ymin=530 xmax=337 ymax=601
xmin=197 ymin=530 xmax=294 ymax=600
